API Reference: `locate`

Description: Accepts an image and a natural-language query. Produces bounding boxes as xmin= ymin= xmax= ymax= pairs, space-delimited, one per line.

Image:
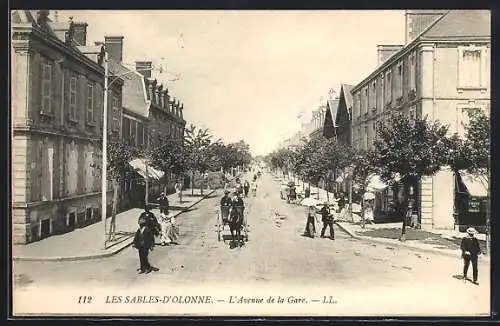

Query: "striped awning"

xmin=460 ymin=173 xmax=488 ymax=197
xmin=129 ymin=158 xmax=164 ymax=180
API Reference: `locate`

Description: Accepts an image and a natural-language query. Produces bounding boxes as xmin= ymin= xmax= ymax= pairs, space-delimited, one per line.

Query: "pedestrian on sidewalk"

xmin=133 ymin=216 xmax=155 ymax=274
xmin=159 ymin=208 xmax=178 ymax=246
xmin=243 ymin=180 xmax=250 ymax=197
xmin=157 ymin=192 xmax=170 ymax=215
xmin=320 ymin=201 xmax=335 ymax=239
xmin=251 ymin=180 xmax=257 ymax=197
xmin=461 ymin=227 xmax=482 ymax=285
xmin=303 ymin=205 xmax=318 ymax=238
xmin=140 ymin=206 xmax=161 ymax=238
xmin=175 ymin=181 xmax=183 ymax=204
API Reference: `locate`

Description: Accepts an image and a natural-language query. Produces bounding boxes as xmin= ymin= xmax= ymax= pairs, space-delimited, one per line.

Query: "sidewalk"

xmin=13 ymin=188 xmax=216 ymax=262
xmin=336 ymin=221 xmax=490 ymax=261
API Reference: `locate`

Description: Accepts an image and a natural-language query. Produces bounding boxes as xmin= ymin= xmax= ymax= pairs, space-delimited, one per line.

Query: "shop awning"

xmin=461 ymin=173 xmax=488 ymax=197
xmin=129 ymin=158 xmax=164 ymax=180
xmin=366 ymin=174 xmax=389 ymax=191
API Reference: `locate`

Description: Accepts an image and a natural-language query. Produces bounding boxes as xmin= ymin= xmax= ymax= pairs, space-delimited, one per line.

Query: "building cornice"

xmin=352 ymin=36 xmax=490 ymax=94
xmin=11 ymin=24 xmax=106 ymax=77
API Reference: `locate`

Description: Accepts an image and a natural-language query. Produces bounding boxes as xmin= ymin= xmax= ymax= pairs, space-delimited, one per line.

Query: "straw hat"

xmin=466 ymin=227 xmax=478 ymax=234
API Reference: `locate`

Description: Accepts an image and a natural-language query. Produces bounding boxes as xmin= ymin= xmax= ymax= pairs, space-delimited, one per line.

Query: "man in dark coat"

xmin=461 ymin=227 xmax=482 ymax=284
xmin=139 ymin=206 xmax=161 ymax=237
xmin=157 ymin=192 xmax=169 ymax=215
xmin=220 ymin=190 xmax=232 ymax=223
xmin=320 ymin=201 xmax=335 ymax=239
xmin=133 ymin=216 xmax=155 ymax=274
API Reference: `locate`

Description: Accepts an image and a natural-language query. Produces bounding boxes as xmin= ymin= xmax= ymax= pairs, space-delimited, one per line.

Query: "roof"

xmin=326 ymin=98 xmax=339 ymax=127
xmin=352 ymin=10 xmax=491 ymax=93
xmin=421 ymin=10 xmax=490 ymax=39
xmin=108 ymin=59 xmax=149 ymax=118
xmin=340 ymin=84 xmax=354 ymax=109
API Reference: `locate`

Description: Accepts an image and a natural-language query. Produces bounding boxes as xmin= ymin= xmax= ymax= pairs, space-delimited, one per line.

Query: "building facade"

xmin=350 ymin=10 xmax=490 ymax=229
xmin=105 ymin=36 xmax=187 ymax=206
xmin=11 ymin=11 xmax=123 ymax=243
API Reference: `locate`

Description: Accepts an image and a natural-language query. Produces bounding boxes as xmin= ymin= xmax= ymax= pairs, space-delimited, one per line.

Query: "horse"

xmin=228 ymin=206 xmax=244 ymax=247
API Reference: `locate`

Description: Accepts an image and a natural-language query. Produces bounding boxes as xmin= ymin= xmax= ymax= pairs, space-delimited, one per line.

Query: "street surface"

xmin=13 ymin=173 xmax=490 ymax=316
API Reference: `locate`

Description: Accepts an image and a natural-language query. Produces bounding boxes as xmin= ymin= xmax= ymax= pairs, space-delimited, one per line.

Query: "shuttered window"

xmin=86 ymin=83 xmax=94 ymax=123
xmin=41 ymin=61 xmax=52 ymax=114
xmin=69 ymin=75 xmax=78 ymax=121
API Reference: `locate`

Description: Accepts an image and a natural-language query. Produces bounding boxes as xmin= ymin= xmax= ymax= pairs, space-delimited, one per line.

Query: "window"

xmin=385 ymin=71 xmax=392 ymax=104
xmin=458 ymin=46 xmax=486 ymax=89
xmin=370 ymin=81 xmax=376 ymax=109
xmin=86 ymin=83 xmax=94 ymax=123
xmin=409 ymin=53 xmax=416 ymax=91
xmin=409 ymin=105 xmax=417 ymax=120
xmin=397 ymin=63 xmax=403 ymax=99
xmin=137 ymin=122 xmax=144 ymax=146
xmin=364 ymin=125 xmax=368 ymax=150
xmin=363 ymin=87 xmax=368 ymax=115
xmin=357 ymin=93 xmax=361 ymax=117
xmin=379 ymin=75 xmax=385 ymax=111
xmin=129 ymin=120 xmax=137 ymax=146
xmin=69 ymin=75 xmax=77 ymax=121
xmin=40 ymin=146 xmax=54 ymax=201
xmin=112 ymin=95 xmax=120 ymax=131
xmin=41 ymin=61 xmax=52 ymax=114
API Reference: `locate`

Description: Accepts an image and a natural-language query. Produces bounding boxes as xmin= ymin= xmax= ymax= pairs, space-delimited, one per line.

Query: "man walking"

xmin=157 ymin=192 xmax=169 ymax=215
xmin=133 ymin=215 xmax=156 ymax=274
xmin=174 ymin=181 xmax=183 ymax=204
xmin=461 ymin=227 xmax=482 ymax=285
xmin=320 ymin=201 xmax=335 ymax=239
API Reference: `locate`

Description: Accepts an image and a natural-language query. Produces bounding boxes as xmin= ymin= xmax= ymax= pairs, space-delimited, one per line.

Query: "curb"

xmin=13 ymin=190 xmax=216 ymax=262
xmin=335 ymin=222 xmax=462 ymax=260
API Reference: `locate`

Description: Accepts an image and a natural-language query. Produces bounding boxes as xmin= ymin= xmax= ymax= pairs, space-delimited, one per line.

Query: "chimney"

xmin=377 ymin=45 xmax=404 ymax=66
xmin=36 ymin=10 xmax=50 ymax=24
xmin=135 ymin=61 xmax=152 ymax=78
xmin=72 ymin=22 xmax=88 ymax=46
xmin=104 ymin=36 xmax=124 ymax=62
xmin=405 ymin=10 xmax=447 ymax=44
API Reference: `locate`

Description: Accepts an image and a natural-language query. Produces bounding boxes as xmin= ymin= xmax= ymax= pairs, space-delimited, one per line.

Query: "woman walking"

xmin=159 ymin=208 xmax=179 ymax=246
xmin=303 ymin=205 xmax=318 ymax=238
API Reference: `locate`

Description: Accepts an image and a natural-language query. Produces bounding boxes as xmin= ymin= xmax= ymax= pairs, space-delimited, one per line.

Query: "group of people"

xmin=132 ymin=192 xmax=180 ymax=274
xmin=304 ymin=201 xmax=337 ymax=239
xmin=232 ymin=177 xmax=258 ymax=198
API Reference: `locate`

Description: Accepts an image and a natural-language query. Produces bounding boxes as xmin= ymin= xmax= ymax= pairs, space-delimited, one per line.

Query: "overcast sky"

xmin=57 ymin=10 xmax=405 ymax=156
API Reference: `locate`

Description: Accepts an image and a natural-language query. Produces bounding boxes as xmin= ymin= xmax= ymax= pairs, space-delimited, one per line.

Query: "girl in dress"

xmin=159 ymin=209 xmax=179 ymax=246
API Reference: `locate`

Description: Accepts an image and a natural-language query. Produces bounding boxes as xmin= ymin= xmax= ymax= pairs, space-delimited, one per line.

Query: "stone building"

xmin=350 ymin=10 xmax=490 ymax=229
xmin=11 ymin=11 xmax=123 ymax=243
xmin=104 ymin=36 xmax=187 ymax=207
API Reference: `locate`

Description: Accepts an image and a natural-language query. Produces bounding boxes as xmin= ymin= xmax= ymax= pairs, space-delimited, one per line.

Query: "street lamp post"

xmin=100 ymin=51 xmax=172 ymax=249
xmin=102 ymin=51 xmax=109 ymax=249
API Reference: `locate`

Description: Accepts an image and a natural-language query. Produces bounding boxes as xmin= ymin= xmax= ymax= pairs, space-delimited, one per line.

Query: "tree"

xmin=148 ymin=136 xmax=190 ymax=191
xmin=184 ymin=124 xmax=214 ymax=195
xmin=373 ymin=113 xmax=451 ymax=241
xmin=92 ymin=139 xmax=141 ymax=241
xmin=448 ymin=109 xmax=490 ymax=254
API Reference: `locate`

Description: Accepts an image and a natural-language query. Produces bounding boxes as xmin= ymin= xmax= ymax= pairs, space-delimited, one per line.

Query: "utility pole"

xmin=102 ymin=51 xmax=109 ymax=250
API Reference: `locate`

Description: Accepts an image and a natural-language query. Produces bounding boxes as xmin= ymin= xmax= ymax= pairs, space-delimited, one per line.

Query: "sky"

xmin=56 ymin=10 xmax=406 ymax=156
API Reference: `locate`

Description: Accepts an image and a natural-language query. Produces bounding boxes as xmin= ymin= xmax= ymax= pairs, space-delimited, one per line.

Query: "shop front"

xmin=454 ymin=172 xmax=488 ymax=233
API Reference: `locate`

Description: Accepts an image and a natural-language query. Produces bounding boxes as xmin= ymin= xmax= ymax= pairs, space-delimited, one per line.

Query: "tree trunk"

xmin=316 ymin=182 xmax=320 ymax=200
xmin=200 ymin=171 xmax=204 ymax=196
xmin=326 ymin=179 xmax=330 ymax=202
xmin=108 ymin=179 xmax=119 ymax=242
xmin=191 ymin=170 xmax=195 ymax=196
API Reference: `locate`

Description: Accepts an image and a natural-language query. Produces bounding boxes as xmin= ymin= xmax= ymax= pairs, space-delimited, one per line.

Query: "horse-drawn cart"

xmin=216 ymin=205 xmax=248 ymax=245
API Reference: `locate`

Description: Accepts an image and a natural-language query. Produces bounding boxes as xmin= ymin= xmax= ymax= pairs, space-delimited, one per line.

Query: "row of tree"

xmin=99 ymin=123 xmax=253 ymax=241
xmin=266 ymin=110 xmax=490 ymax=252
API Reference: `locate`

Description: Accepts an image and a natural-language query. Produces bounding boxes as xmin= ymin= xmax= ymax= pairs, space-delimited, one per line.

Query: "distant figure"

xmin=133 ymin=215 xmax=155 ymax=274
xmin=174 ymin=181 xmax=183 ymax=204
xmin=251 ymin=180 xmax=257 ymax=197
xmin=243 ymin=180 xmax=250 ymax=197
xmin=303 ymin=205 xmax=318 ymax=238
xmin=220 ymin=190 xmax=232 ymax=223
xmin=157 ymin=192 xmax=169 ymax=215
xmin=461 ymin=227 xmax=482 ymax=285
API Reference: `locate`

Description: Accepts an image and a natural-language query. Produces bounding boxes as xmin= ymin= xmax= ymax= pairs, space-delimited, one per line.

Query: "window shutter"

xmin=51 ymin=63 xmax=57 ymax=115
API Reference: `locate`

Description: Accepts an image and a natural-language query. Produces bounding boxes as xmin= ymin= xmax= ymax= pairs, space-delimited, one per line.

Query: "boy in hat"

xmin=460 ymin=227 xmax=482 ymax=284
xmin=133 ymin=215 xmax=155 ymax=274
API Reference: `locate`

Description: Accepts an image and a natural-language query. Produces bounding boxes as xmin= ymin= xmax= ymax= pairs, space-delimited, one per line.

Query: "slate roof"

xmin=326 ymin=98 xmax=340 ymax=128
xmin=421 ymin=10 xmax=490 ymax=39
xmin=108 ymin=59 xmax=149 ymax=118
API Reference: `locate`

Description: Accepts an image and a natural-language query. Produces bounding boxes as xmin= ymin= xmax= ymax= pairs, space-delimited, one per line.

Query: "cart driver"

xmin=220 ymin=190 xmax=232 ymax=223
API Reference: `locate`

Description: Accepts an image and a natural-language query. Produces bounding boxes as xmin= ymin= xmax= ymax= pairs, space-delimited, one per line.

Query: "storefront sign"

xmin=468 ymin=199 xmax=480 ymax=213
